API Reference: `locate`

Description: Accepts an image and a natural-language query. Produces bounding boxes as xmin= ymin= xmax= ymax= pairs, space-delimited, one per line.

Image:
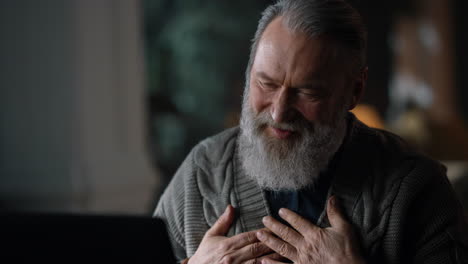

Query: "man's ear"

xmin=347 ymin=66 xmax=368 ymax=110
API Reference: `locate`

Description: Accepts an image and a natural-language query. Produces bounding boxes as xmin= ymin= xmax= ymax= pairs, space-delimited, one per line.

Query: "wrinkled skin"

xmin=188 ymin=205 xmax=287 ymax=264
xmin=256 ymin=196 xmax=366 ymax=264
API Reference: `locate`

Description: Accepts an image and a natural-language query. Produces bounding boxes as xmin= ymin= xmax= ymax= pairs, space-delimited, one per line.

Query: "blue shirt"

xmin=265 ymin=141 xmax=345 ymax=225
xmin=265 ymin=170 xmax=334 ymax=225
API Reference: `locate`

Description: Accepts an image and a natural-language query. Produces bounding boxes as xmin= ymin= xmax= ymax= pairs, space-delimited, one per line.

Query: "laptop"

xmin=0 ymin=212 xmax=176 ymax=263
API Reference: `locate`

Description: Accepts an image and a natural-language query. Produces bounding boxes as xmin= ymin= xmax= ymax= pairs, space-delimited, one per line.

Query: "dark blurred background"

xmin=1 ymin=0 xmax=468 ymax=215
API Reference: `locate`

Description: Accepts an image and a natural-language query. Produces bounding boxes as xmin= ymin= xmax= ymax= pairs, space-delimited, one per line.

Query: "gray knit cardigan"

xmin=155 ymin=117 xmax=468 ymax=263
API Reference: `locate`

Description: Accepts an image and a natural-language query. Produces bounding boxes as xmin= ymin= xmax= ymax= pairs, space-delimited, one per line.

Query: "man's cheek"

xmin=297 ymin=102 xmax=328 ymax=124
xmin=250 ymin=88 xmax=271 ymax=114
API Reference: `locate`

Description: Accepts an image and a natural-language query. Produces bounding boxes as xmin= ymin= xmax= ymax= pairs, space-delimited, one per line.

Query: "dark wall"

xmin=348 ymin=0 xmax=418 ymax=116
xmin=455 ymin=0 xmax=468 ymax=122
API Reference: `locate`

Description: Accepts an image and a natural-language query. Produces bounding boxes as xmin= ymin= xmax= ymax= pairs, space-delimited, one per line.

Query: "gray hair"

xmin=245 ymin=0 xmax=367 ymax=84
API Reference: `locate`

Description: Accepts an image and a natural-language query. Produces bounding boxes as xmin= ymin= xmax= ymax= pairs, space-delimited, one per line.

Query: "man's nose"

xmin=271 ymin=87 xmax=293 ymax=123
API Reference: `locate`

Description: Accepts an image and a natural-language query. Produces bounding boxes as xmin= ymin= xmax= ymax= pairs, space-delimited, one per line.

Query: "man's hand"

xmin=188 ymin=205 xmax=280 ymax=264
xmin=256 ymin=196 xmax=366 ymax=264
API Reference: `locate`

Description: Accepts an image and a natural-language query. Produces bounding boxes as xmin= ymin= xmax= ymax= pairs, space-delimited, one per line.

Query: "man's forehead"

xmin=254 ymin=17 xmax=341 ymax=79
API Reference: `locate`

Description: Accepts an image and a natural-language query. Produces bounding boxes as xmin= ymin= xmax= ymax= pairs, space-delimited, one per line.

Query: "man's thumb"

xmin=206 ymin=205 xmax=235 ymax=237
xmin=327 ymin=196 xmax=349 ymax=231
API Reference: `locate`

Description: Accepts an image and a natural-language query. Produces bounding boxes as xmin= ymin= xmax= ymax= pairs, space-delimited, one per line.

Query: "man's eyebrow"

xmin=296 ymin=81 xmax=326 ymax=90
xmin=255 ymin=71 xmax=327 ymax=88
xmin=255 ymin=71 xmax=278 ymax=82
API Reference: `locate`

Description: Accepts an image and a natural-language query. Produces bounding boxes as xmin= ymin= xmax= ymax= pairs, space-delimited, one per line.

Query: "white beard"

xmin=238 ymin=93 xmax=348 ymax=191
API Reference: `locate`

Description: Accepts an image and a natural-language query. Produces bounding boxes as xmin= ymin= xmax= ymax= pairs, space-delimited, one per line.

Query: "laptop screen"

xmin=1 ymin=212 xmax=176 ymax=263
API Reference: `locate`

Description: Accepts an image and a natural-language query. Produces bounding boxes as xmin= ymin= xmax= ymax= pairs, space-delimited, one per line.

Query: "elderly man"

xmin=155 ymin=0 xmax=468 ymax=263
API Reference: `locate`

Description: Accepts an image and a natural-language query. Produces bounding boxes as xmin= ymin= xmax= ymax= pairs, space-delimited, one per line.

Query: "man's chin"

xmin=257 ymin=138 xmax=299 ymax=160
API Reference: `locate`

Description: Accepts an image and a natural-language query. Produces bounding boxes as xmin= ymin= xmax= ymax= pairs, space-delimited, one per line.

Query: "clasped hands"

xmin=188 ymin=196 xmax=365 ymax=264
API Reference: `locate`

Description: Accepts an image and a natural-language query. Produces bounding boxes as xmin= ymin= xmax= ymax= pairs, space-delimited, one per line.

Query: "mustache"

xmin=252 ymin=110 xmax=314 ymax=133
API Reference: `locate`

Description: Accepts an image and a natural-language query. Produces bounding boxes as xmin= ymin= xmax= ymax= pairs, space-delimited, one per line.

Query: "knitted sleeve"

xmin=385 ymin=157 xmax=468 ymax=263
xmin=154 ymin=150 xmax=195 ymax=263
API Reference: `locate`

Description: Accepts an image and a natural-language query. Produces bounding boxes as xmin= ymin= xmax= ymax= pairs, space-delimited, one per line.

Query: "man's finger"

xmin=278 ymin=208 xmax=319 ymax=236
xmin=222 ymin=229 xmax=263 ymax=250
xmin=326 ymin=196 xmax=349 ymax=231
xmin=257 ymin=252 xmax=289 ymax=263
xmin=256 ymin=230 xmax=297 ymax=261
xmin=262 ymin=216 xmax=303 ymax=246
xmin=206 ymin=205 xmax=235 ymax=236
xmin=225 ymin=242 xmax=272 ymax=264
xmin=258 ymin=259 xmax=287 ymax=264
